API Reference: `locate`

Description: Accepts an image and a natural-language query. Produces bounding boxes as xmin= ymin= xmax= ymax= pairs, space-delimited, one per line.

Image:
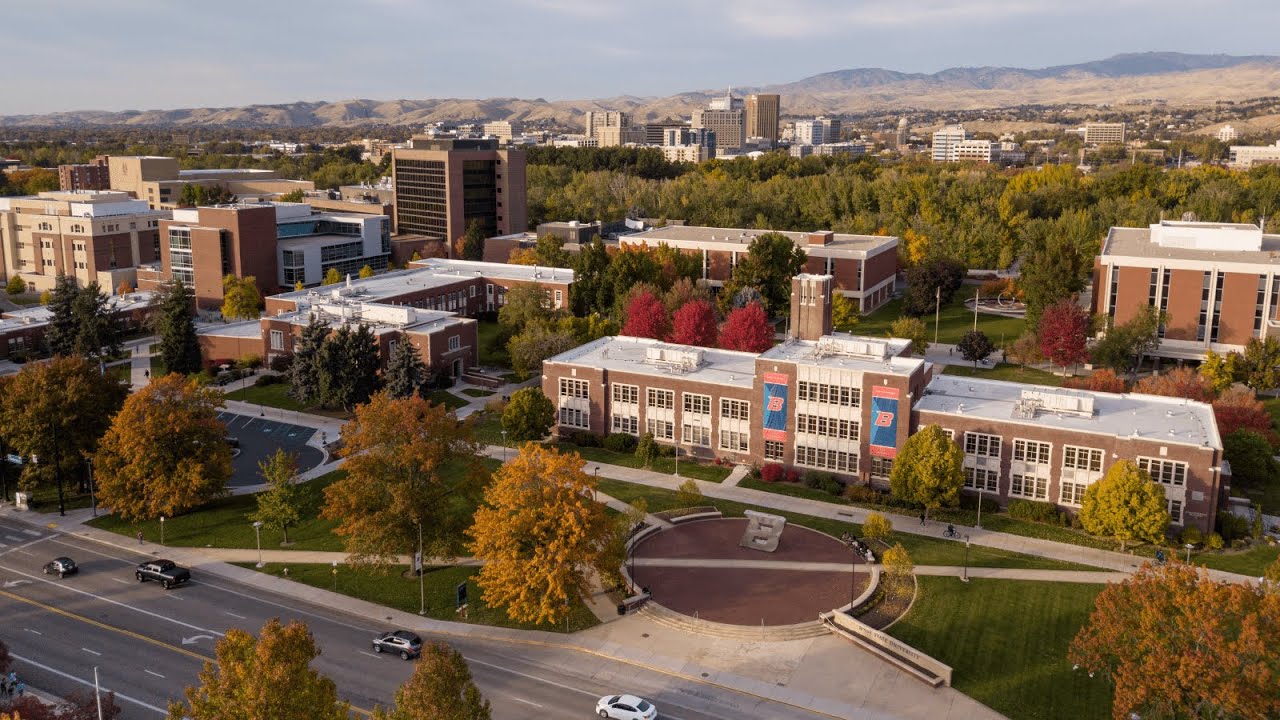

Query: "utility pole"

xmin=933 ymin=286 xmax=941 ymax=346
xmin=973 ymin=288 xmax=979 ymax=333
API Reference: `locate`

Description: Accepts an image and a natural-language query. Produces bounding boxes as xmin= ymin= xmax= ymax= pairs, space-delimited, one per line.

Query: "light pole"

xmin=961 ymin=535 xmax=971 ymax=583
xmin=500 ymin=430 xmax=507 ymax=462
xmin=160 ymin=515 xmax=165 ymax=546
xmin=933 ymin=285 xmax=941 ymax=346
xmin=674 ymin=440 xmax=680 ymax=478
xmin=331 ymin=560 xmax=338 ymax=590
xmin=976 ymin=486 xmax=984 ymax=529
xmin=416 ymin=520 xmax=426 ymax=616
xmin=1185 ymin=542 xmax=1194 ymax=563
xmin=253 ymin=521 xmax=264 ymax=568
xmin=87 ymin=457 xmax=97 ymax=518
xmin=593 ymin=466 xmax=599 ymax=502
xmin=840 ymin=532 xmax=859 ymax=610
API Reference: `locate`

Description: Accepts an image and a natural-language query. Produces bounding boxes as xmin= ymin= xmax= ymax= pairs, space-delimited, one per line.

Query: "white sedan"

xmin=596 ymin=694 xmax=658 ymax=720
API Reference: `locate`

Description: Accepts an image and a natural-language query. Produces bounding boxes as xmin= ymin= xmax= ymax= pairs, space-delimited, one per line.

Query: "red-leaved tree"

xmin=1132 ymin=366 xmax=1217 ymax=403
xmin=719 ymin=302 xmax=774 ymax=353
xmin=620 ymin=290 xmax=671 ymax=340
xmin=1064 ymin=369 xmax=1128 ymax=394
xmin=669 ymin=299 xmax=719 ymax=347
xmin=1213 ymin=386 xmax=1279 ymax=446
xmin=1038 ymin=299 xmax=1091 ymax=370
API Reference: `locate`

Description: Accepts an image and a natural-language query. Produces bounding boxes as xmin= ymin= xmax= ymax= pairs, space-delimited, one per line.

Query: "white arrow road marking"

xmin=3 ymin=579 xmax=31 ymax=588
xmin=181 ymin=634 xmax=215 ymax=645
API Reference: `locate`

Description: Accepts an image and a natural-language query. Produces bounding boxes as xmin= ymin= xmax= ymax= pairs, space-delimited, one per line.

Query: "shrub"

xmin=959 ymin=493 xmax=1000 ymax=514
xmin=236 ymin=353 xmax=263 ymax=370
xmin=634 ymin=433 xmax=658 ymax=467
xmin=269 ymin=354 xmax=292 ymax=372
xmin=803 ymin=471 xmax=829 ymax=490
xmin=602 ymin=433 xmax=638 ymax=453
xmin=784 ymin=468 xmax=800 ymax=484
xmin=658 ymin=444 xmax=676 ymax=457
xmin=760 ymin=464 xmax=784 ymax=483
xmin=1180 ymin=525 xmax=1203 ymax=546
xmin=675 ymin=478 xmax=703 ymax=506
xmin=818 ymin=475 xmax=844 ymax=496
xmin=1217 ymin=511 xmax=1252 ymax=543
xmin=863 ymin=512 xmax=893 ymax=541
xmin=845 ymin=484 xmax=887 ymax=504
xmin=1008 ymin=499 xmax=1060 ymax=524
xmin=254 ymin=374 xmax=284 ymax=387
xmin=1206 ymin=532 xmax=1225 ymax=550
xmin=567 ymin=431 xmax=601 ymax=448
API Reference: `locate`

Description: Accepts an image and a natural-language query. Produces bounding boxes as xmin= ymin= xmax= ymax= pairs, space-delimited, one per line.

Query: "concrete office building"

xmin=1092 ymin=220 xmax=1280 ymax=359
xmin=0 ymin=190 xmax=167 ymax=293
xmin=818 ymin=117 xmax=842 ymax=144
xmin=543 ymin=276 xmax=1224 ymax=533
xmin=1083 ymin=122 xmax=1126 ymax=145
xmin=584 ymin=111 xmax=629 ymax=141
xmin=745 ymin=94 xmax=780 ymax=142
xmin=621 ymin=225 xmax=897 ymax=312
xmin=662 ymin=128 xmax=717 ymax=163
xmin=794 ymin=120 xmax=825 ymax=146
xmin=482 ymin=121 xmax=521 ymax=142
xmin=1229 ymin=141 xmax=1280 ymax=169
xmin=692 ymin=106 xmax=745 ymax=151
xmin=104 ymin=155 xmax=314 ymax=210
xmin=949 ymin=139 xmax=996 ymax=163
xmin=390 ymin=137 xmax=527 ymax=254
xmin=596 ymin=125 xmax=647 ymax=147
xmin=1217 ymin=125 xmax=1239 ymax=143
xmin=931 ymin=125 xmax=968 ymax=162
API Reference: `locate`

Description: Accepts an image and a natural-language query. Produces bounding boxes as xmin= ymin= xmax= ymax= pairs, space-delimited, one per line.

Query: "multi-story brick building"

xmin=543 ymin=274 xmax=1225 ymax=532
xmin=0 ymin=291 xmax=157 ymax=361
xmin=1093 ymin=220 xmax=1280 ymax=359
xmin=0 ymin=190 xmax=167 ymax=293
xmin=620 ymin=225 xmax=899 ymax=312
xmin=57 ymin=159 xmax=110 ymax=192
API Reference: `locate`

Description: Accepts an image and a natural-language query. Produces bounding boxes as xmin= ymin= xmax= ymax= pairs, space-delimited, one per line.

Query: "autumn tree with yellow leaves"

xmin=468 ymin=444 xmax=613 ymax=626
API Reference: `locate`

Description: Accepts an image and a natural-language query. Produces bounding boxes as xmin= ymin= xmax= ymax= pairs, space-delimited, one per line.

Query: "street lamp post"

xmin=500 ymin=430 xmax=507 ymax=462
xmin=1185 ymin=542 xmax=1194 ymax=564
xmin=87 ymin=458 xmax=97 ymax=518
xmin=674 ymin=440 xmax=680 ymax=478
xmin=160 ymin=515 xmax=165 ymax=546
xmin=840 ymin=532 xmax=859 ymax=610
xmin=253 ymin=521 xmax=264 ymax=568
xmin=416 ymin=520 xmax=426 ymax=616
xmin=332 ymin=560 xmax=338 ymax=590
xmin=976 ymin=486 xmax=984 ymax=529
xmin=962 ymin=535 xmax=971 ymax=583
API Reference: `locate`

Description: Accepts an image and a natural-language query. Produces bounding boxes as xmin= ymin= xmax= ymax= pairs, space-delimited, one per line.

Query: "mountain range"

xmin=3 ymin=52 xmax=1279 ymax=128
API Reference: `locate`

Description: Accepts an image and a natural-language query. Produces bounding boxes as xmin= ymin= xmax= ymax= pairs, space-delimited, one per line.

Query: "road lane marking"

xmin=513 ymin=698 xmax=543 ymax=708
xmin=24 ymin=628 xmax=41 ymax=635
xmin=466 ymin=657 xmax=598 ymax=699
xmin=10 ymin=653 xmax=167 ymax=716
xmin=111 ymin=578 xmax=131 ymax=585
xmin=81 ymin=647 xmax=102 ymax=656
xmin=0 ymin=533 xmax=57 ymax=557
xmin=145 ymin=669 xmax=165 ymax=679
xmin=358 ymin=651 xmax=382 ymax=659
xmin=5 ymin=535 xmax=23 ymax=542
xmin=21 ymin=529 xmax=41 ymax=536
xmin=224 ymin=611 xmax=247 ymax=620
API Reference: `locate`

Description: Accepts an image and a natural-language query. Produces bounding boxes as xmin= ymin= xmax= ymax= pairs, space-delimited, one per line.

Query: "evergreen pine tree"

xmin=154 ymin=279 xmax=203 ymax=375
xmin=71 ymin=281 xmax=122 ymax=359
xmin=45 ymin=274 xmax=79 ymax=356
xmin=385 ymin=339 xmax=428 ymax=399
xmin=317 ymin=324 xmax=382 ymax=410
xmin=288 ymin=316 xmax=329 ymax=406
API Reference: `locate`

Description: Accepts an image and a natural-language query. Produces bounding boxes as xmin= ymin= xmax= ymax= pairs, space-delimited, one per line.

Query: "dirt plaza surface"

xmin=631 ymin=518 xmax=870 ymax=625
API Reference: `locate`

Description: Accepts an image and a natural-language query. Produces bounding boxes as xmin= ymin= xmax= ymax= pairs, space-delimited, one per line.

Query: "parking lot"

xmin=217 ymin=412 xmax=325 ymax=487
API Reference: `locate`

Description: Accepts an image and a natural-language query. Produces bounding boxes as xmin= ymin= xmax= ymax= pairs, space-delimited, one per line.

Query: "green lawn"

xmin=469 ymin=411 xmax=506 ymax=447
xmin=737 ymin=477 xmax=982 ymax=526
xmin=461 ymin=388 xmax=495 ymax=398
xmin=241 ymin=562 xmax=599 ymax=633
xmin=105 ymin=364 xmax=133 ymax=383
xmin=149 ymin=356 xmax=168 ymax=377
xmin=1195 ymin=543 xmax=1280 ymax=576
xmin=1262 ymin=397 xmax=1280 ymax=430
xmin=856 ymin=290 xmax=1026 ymax=347
xmin=476 ymin=321 xmax=511 ymax=369
xmin=888 ymin=577 xmax=1111 ymax=720
xmin=555 ymin=443 xmax=733 ymax=483
xmin=427 ymin=390 xmax=469 ymax=411
xmin=596 ymin=479 xmax=1093 ymax=570
xmin=225 ymin=383 xmax=308 ymax=412
xmin=942 ymin=362 xmax=1066 ymax=387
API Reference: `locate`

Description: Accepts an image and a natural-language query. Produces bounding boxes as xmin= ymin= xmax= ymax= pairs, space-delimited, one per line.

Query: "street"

xmin=0 ymin=516 xmax=831 ymax=720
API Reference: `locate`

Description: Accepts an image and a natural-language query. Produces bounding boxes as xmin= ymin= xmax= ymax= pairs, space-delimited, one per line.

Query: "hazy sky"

xmin=5 ymin=0 xmax=1278 ymax=114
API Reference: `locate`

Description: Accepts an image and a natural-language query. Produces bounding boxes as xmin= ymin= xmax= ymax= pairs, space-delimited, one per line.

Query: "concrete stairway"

xmin=637 ymin=601 xmax=831 ymax=641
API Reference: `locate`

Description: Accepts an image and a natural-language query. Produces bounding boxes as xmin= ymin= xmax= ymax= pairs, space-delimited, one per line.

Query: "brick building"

xmin=1093 ymin=220 xmax=1280 ymax=359
xmin=543 ymin=275 xmax=1225 ymax=533
xmin=57 ymin=159 xmax=110 ymax=192
xmin=0 ymin=291 xmax=157 ymax=361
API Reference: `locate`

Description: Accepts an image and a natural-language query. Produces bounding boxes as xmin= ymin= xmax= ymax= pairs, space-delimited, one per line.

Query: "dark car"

xmin=135 ymin=559 xmax=191 ymax=589
xmin=372 ymin=630 xmax=422 ymax=660
xmin=43 ymin=557 xmax=78 ymax=578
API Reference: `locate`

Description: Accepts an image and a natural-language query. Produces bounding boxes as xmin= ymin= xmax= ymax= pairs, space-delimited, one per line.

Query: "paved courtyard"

xmin=631 ymin=518 xmax=870 ymax=625
xmin=217 ymin=412 xmax=324 ymax=487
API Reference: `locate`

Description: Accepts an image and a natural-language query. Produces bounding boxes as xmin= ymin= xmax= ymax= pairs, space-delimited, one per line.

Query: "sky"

xmin=4 ymin=0 xmax=1279 ymax=115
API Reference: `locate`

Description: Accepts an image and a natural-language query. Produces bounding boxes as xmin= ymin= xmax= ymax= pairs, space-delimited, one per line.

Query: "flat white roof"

xmin=545 ymin=336 xmax=759 ymax=389
xmin=621 ymin=225 xmax=897 ymax=258
xmin=915 ymin=375 xmax=1221 ymax=450
xmin=759 ymin=334 xmax=923 ymax=376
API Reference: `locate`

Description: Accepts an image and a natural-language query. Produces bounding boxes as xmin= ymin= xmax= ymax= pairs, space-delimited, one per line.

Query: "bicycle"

xmin=943 ymin=525 xmax=959 ymax=539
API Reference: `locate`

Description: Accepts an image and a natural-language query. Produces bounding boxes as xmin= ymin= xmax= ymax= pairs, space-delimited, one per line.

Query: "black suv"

xmin=135 ymin=559 xmax=191 ymax=589
xmin=43 ymin=557 xmax=78 ymax=578
xmin=372 ymin=630 xmax=422 ymax=660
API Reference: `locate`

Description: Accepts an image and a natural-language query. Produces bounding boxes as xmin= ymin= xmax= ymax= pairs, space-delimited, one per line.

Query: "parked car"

xmin=224 ymin=436 xmax=240 ymax=449
xmin=42 ymin=557 xmax=78 ymax=578
xmin=596 ymin=694 xmax=658 ymax=720
xmin=371 ymin=630 xmax=422 ymax=660
xmin=135 ymin=559 xmax=191 ymax=589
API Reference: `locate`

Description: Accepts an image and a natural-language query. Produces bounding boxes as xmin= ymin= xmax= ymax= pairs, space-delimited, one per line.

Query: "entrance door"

xmin=452 ymin=358 xmax=463 ymax=378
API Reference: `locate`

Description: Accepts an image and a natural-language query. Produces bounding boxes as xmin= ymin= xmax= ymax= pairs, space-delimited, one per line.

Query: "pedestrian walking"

xmin=919 ymin=511 xmax=926 ymax=526
xmin=15 ymin=682 xmax=24 ymax=698
xmin=137 ymin=530 xmax=144 ymax=545
xmin=948 ymin=347 xmax=952 ymax=356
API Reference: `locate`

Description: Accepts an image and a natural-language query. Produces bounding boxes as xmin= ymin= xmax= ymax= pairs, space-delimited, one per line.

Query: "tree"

xmin=662 ymin=277 xmax=709 ymax=315
xmin=153 ymin=279 xmax=203 ymax=376
xmin=1199 ymin=349 xmax=1238 ymax=394
xmin=570 ymin=236 xmax=612 ymax=316
xmin=68 ymin=281 xmax=122 ymax=359
xmin=457 ymin=219 xmax=486 ymax=261
xmin=0 ymin=356 xmax=128 ymax=514
xmin=1132 ymin=366 xmax=1216 ymax=403
xmin=359 ymin=264 xmax=375 ymax=279
xmin=221 ymin=275 xmax=262 ymax=320
xmin=831 ymin=291 xmax=859 ymax=330
xmin=889 ymin=424 xmax=963 ymax=520
xmin=1064 ymin=369 xmax=1128 ymax=393
xmin=1213 ymin=386 xmax=1278 ymax=446
xmin=620 ymin=290 xmax=670 ymax=340
xmin=1090 ymin=306 xmax=1161 ymax=377
xmin=957 ymin=329 xmax=995 ymax=368
xmin=385 ymin=339 xmax=429 ymax=400
xmin=498 ymin=284 xmax=557 ymax=333
xmin=250 ymin=449 xmax=301 ymax=545
xmin=862 ymin=512 xmax=892 ymax=543
xmin=880 ymin=543 xmax=915 ymax=601
xmin=116 ymin=279 xmax=134 ymax=295
xmin=322 ymin=392 xmax=483 ymax=563
xmin=1069 ymin=562 xmax=1280 ymax=720
xmin=507 ymin=324 xmax=576 ymax=377
xmin=277 ymin=188 xmax=306 ymax=203
xmin=372 ymin=642 xmax=491 ymax=720
xmin=889 ymin=316 xmax=928 ymax=356
xmin=1020 ymin=219 xmax=1091 ymax=328
xmin=718 ymin=301 xmax=774 ymax=352
xmin=4 ymin=691 xmax=122 ymax=720
xmin=901 ymin=258 xmax=965 ymax=317
xmin=1239 ymin=337 xmax=1280 ymax=393
xmin=676 ymin=478 xmax=703 ymax=506
xmin=317 ymin=323 xmax=382 ymax=410
xmin=168 ymin=618 xmax=349 ymax=720
xmin=323 ymin=267 xmax=342 ymax=285
xmin=468 ymin=444 xmax=613 ymax=625
xmin=634 ymin=432 xmax=658 ymax=468
xmin=93 ymin=374 xmax=231 ymax=521
xmin=44 ymin=274 xmax=80 ymax=357
xmin=669 ymin=299 xmax=718 ymax=347
xmin=288 ymin=316 xmax=328 ymax=406
xmin=501 ymin=387 xmax=555 ymax=443
xmin=1223 ymin=430 xmax=1279 ymax=490
xmin=1037 ymin=299 xmax=1091 ymax=371
xmin=720 ymin=232 xmax=807 ymax=316
xmin=1005 ymin=331 xmax=1044 ymax=368
xmin=1079 ymin=460 xmax=1169 ymax=551
xmin=5 ymin=274 xmax=24 ymax=295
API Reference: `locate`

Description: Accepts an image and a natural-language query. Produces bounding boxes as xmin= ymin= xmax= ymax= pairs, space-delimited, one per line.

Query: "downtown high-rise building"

xmin=745 ymin=94 xmax=780 ymax=142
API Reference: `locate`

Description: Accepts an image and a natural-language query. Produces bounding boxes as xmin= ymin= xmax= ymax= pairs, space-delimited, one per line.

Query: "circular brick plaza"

xmin=630 ymin=518 xmax=871 ymax=626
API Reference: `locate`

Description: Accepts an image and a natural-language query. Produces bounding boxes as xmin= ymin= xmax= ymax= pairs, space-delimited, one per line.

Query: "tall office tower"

xmin=794 ymin=120 xmax=825 ymax=146
xmin=692 ymin=95 xmax=745 ymax=151
xmin=583 ymin=111 xmax=629 ymax=141
xmin=745 ymin=94 xmax=780 ymax=142
xmin=391 ymin=137 xmax=527 ymax=253
xmin=931 ymin=124 xmax=968 ymax=162
xmin=817 ymin=116 xmax=842 ymax=143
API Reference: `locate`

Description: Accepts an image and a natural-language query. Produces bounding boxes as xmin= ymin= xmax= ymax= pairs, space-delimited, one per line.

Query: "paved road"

xmin=0 ymin=516 xmax=830 ymax=720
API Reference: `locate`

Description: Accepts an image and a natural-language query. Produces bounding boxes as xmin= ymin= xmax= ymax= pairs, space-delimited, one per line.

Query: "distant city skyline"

xmin=6 ymin=0 xmax=1278 ymax=115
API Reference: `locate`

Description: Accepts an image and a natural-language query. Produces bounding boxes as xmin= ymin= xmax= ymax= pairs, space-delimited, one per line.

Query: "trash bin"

xmin=617 ymin=603 xmax=627 ymax=616
xmin=14 ymin=492 xmax=28 ymax=511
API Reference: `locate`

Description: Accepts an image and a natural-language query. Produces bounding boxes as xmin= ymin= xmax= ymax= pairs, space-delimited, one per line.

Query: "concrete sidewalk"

xmin=912 ymin=566 xmax=1128 ymax=583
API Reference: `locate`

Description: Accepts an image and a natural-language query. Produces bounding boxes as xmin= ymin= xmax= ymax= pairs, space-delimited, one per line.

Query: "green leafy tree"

xmin=251 ymin=449 xmax=301 ymax=544
xmin=458 ymin=219 xmax=486 ymax=261
xmin=288 ymin=316 xmax=328 ymax=406
xmin=501 ymin=387 xmax=555 ymax=443
xmin=900 ymin=258 xmax=965 ymax=317
xmin=1020 ymin=215 xmax=1093 ymax=328
xmin=277 ymin=188 xmax=306 ymax=203
xmin=44 ymin=274 xmax=80 ymax=357
xmin=385 ymin=339 xmax=428 ymax=400
xmin=153 ymin=279 xmax=203 ymax=376
xmin=957 ymin=329 xmax=995 ymax=367
xmin=830 ymin=292 xmax=859 ymax=330
xmin=1200 ymin=349 xmax=1238 ymax=394
xmin=168 ymin=619 xmax=348 ymax=720
xmin=371 ymin=642 xmax=491 ymax=720
xmin=317 ymin=324 xmax=382 ymax=410
xmin=676 ymin=478 xmax=703 ymax=506
xmin=5 ymin=274 xmax=25 ymax=295
xmin=507 ymin=324 xmax=576 ymax=377
xmin=323 ymin=267 xmax=342 ymax=286
xmin=720 ymin=232 xmax=807 ymax=316
xmin=635 ymin=432 xmax=658 ymax=468
xmin=570 ymin=236 xmax=612 ymax=316
xmin=39 ymin=289 xmax=51 ymax=305
xmin=888 ymin=424 xmax=963 ymax=521
xmin=1239 ymin=337 xmax=1280 ymax=393
xmin=498 ymin=284 xmax=558 ymax=333
xmin=1091 ymin=306 xmax=1162 ymax=377
xmin=1222 ymin=430 xmax=1280 ymax=490
xmin=889 ymin=316 xmax=928 ymax=356
xmin=221 ymin=275 xmax=262 ymax=320
xmin=532 ymin=234 xmax=572 ymax=268
xmin=1079 ymin=459 xmax=1170 ymax=551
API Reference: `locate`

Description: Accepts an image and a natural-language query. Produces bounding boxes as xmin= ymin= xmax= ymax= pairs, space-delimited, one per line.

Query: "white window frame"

xmin=1167 ymin=498 xmax=1183 ymax=524
xmin=764 ymin=440 xmax=785 ymax=461
xmin=645 ymin=418 xmax=674 ymax=440
xmin=1012 ymin=439 xmax=1051 ymax=465
xmin=718 ymin=429 xmax=749 ymax=453
xmin=647 ymin=388 xmax=674 ymax=409
xmin=1009 ymin=473 xmax=1048 ymax=500
xmin=269 ymin=330 xmax=285 ymax=351
xmin=1137 ymin=457 xmax=1187 ymax=488
xmin=1062 ymin=445 xmax=1104 ymax=473
xmin=964 ymin=432 xmax=1001 ymax=458
xmin=963 ymin=466 xmax=999 ymax=492
xmin=719 ymin=398 xmax=750 ymax=421
xmin=683 ymin=392 xmax=711 ymax=416
xmin=448 ymin=335 xmax=460 ymax=352
xmin=1059 ymin=480 xmax=1089 ymax=507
